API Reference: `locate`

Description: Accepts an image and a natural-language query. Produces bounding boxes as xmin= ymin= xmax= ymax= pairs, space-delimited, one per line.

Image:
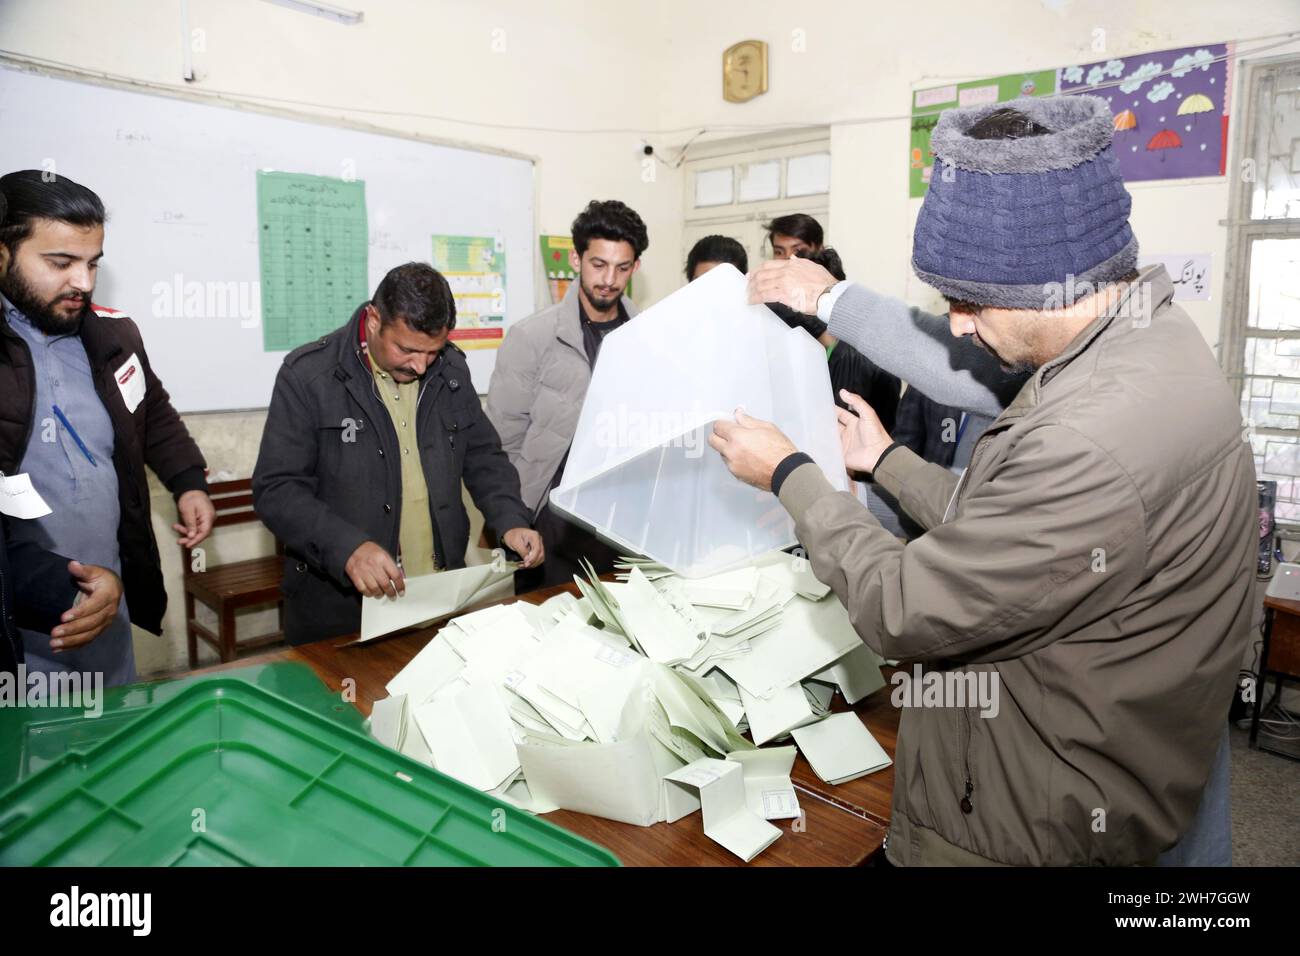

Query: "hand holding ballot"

xmin=357 ymin=562 xmax=520 ymax=643
xmin=501 ymin=527 xmax=544 ymax=568
xmin=345 ymin=541 xmax=406 ymax=599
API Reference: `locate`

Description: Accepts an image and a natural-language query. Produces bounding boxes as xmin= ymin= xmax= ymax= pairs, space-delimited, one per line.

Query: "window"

xmin=681 ymin=129 xmax=831 ymax=273
xmin=694 ymin=167 xmax=734 ymax=207
xmin=686 ymin=131 xmax=830 ymax=211
xmin=1224 ymin=57 xmax=1300 ymax=522
xmin=737 ymin=160 xmax=781 ymax=202
xmin=786 ymin=152 xmax=831 ymax=197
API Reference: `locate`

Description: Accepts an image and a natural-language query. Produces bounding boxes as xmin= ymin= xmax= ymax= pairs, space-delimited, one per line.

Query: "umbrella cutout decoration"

xmin=1113 ymin=109 xmax=1138 ymax=133
xmin=1146 ymin=128 xmax=1183 ymax=162
xmin=1177 ymin=93 xmax=1215 ymax=126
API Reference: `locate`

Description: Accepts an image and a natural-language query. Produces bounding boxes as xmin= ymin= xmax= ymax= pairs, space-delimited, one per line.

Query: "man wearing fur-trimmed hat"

xmin=709 ymin=96 xmax=1254 ymax=866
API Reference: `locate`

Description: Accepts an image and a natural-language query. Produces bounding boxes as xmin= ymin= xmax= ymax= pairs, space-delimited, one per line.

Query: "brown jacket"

xmin=778 ymin=266 xmax=1254 ymax=865
xmin=0 ymin=305 xmax=207 ymax=635
xmin=486 ymin=281 xmax=638 ymax=515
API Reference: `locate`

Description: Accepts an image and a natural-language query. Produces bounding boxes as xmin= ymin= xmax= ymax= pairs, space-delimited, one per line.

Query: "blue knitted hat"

xmin=912 ymin=95 xmax=1138 ymax=309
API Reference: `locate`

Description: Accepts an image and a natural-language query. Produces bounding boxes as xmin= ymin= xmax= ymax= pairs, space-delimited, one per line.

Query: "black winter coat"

xmin=252 ymin=306 xmax=532 ymax=645
xmin=0 ymin=516 xmax=79 ymax=674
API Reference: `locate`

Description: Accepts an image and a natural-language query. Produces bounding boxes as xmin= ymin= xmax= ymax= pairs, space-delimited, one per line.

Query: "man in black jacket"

xmin=766 ymin=246 xmax=901 ymax=431
xmin=252 ymin=262 xmax=541 ymax=645
xmin=869 ymin=387 xmax=995 ymax=539
xmin=0 ymin=172 xmax=213 ymax=685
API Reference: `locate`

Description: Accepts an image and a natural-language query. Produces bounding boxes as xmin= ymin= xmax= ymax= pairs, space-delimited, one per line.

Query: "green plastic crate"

xmin=0 ymin=662 xmax=365 ymax=790
xmin=0 ymin=676 xmax=619 ymax=867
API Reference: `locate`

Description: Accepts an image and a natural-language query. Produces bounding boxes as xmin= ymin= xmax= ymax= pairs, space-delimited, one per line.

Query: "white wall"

xmin=0 ymin=0 xmax=682 ymax=300
xmin=1 ymin=0 xmax=681 ymax=673
xmin=651 ymin=0 xmax=1300 ymax=345
xmin=5 ymin=0 xmax=1298 ymax=675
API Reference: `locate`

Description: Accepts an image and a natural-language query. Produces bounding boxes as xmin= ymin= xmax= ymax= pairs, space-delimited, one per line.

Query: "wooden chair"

xmin=182 ymin=478 xmax=285 ymax=667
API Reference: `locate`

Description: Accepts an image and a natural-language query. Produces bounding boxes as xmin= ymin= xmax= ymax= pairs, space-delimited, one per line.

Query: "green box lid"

xmin=0 ymin=673 xmax=619 ymax=867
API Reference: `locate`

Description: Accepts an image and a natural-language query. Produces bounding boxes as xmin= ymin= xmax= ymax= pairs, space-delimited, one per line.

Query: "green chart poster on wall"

xmin=257 ymin=171 xmax=369 ymax=351
xmin=432 ymin=234 xmax=507 ymax=351
xmin=908 ymin=70 xmax=1057 ymax=198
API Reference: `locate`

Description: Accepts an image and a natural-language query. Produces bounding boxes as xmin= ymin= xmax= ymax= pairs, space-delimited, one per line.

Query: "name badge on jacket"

xmin=115 ymin=352 xmax=146 ymax=414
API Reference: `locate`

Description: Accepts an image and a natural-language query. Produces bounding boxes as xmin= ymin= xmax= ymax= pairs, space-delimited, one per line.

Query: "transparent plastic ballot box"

xmin=550 ymin=263 xmax=847 ymax=578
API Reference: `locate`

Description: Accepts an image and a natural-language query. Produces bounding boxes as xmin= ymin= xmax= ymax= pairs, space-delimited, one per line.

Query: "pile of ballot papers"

xmin=369 ymin=548 xmax=892 ymax=862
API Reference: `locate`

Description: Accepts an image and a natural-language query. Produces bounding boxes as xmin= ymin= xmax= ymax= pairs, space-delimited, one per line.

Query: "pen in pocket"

xmin=52 ymin=404 xmax=98 ymax=467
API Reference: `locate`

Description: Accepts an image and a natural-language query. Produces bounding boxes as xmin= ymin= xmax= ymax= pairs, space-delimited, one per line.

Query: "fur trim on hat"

xmin=912 ymin=238 xmax=1140 ymax=309
xmin=930 ymin=95 xmax=1114 ymax=174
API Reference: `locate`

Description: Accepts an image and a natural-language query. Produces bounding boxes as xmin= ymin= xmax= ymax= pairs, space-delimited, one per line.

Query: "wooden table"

xmin=1254 ymin=593 xmax=1300 ymax=761
xmin=192 ymin=582 xmax=899 ymax=865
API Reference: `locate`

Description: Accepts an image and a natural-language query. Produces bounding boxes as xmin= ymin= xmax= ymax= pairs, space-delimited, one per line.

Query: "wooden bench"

xmin=182 ymin=478 xmax=285 ymax=667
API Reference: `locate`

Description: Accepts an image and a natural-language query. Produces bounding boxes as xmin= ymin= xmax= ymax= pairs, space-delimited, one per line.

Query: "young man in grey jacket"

xmin=487 ymin=200 xmax=647 ymax=589
xmin=712 ymin=97 xmax=1254 ymax=866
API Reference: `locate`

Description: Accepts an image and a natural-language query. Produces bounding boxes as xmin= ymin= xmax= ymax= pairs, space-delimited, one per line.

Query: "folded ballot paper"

xmin=726 ymin=745 xmax=801 ymax=820
xmin=791 ymin=712 xmax=893 ymax=785
xmin=549 ymin=263 xmax=848 ymax=579
xmin=356 ymin=561 xmax=518 ymax=643
xmin=663 ymin=758 xmax=781 ymax=862
xmin=370 ymin=548 xmax=889 ymax=863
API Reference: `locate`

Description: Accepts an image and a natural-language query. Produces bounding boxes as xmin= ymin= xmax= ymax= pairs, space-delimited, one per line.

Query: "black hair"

xmin=796 ymin=246 xmax=846 ymax=281
xmin=571 ymin=200 xmax=648 ymax=257
xmin=372 ymin=262 xmax=456 ymax=335
xmin=764 ymin=213 xmax=823 ymax=250
xmin=966 ymin=107 xmax=1053 ymax=140
xmin=685 ymin=234 xmax=748 ymax=280
xmin=0 ymin=170 xmax=106 ymax=253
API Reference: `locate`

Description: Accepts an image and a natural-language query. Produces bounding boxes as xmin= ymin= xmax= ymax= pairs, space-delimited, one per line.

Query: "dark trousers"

xmin=514 ymin=502 xmax=621 ymax=594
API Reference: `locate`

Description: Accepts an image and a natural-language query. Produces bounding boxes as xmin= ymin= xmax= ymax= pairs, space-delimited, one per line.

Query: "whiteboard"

xmin=0 ymin=65 xmax=536 ymax=411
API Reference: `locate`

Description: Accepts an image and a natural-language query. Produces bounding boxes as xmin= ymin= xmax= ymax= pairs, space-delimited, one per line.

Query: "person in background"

xmin=764 ymin=244 xmax=905 ymax=534
xmin=253 ymin=262 xmax=540 ymax=645
xmin=685 ymin=234 xmax=747 ymax=282
xmin=487 ymin=200 xmax=648 ymax=590
xmin=765 ymin=246 xmax=901 ymax=431
xmin=762 ymin=214 xmax=902 ymax=427
xmin=762 ymin=197 xmax=1030 ymax=535
xmin=765 ymin=212 xmax=823 ymax=260
xmin=878 ymin=389 xmax=995 ymax=539
xmin=0 ymin=171 xmax=213 ymax=686
xmin=796 ymin=247 xmax=900 ymax=432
